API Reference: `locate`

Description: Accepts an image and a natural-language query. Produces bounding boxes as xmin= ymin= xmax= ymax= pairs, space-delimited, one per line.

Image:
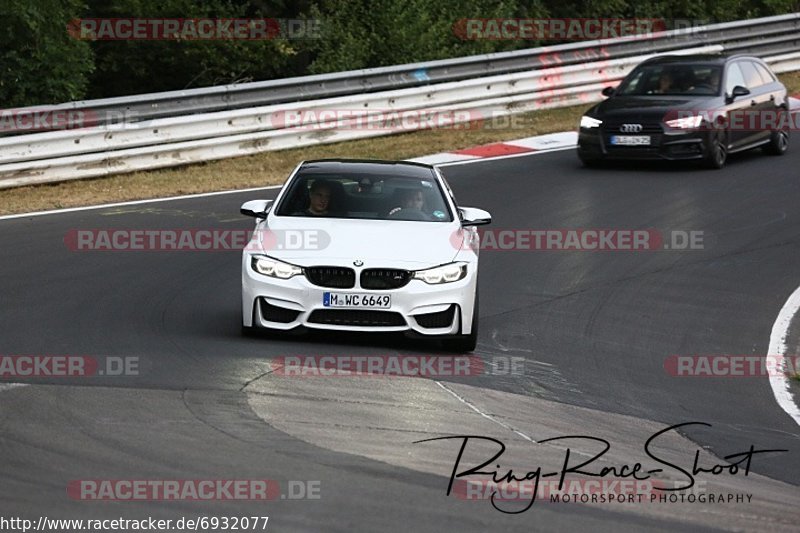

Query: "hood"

xmin=255 ymin=216 xmax=462 ymax=269
xmin=590 ymin=95 xmax=720 ymax=121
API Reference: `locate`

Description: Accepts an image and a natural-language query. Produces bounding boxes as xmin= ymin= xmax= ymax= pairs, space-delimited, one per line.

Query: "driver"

xmin=655 ymin=69 xmax=675 ymax=94
xmin=294 ymin=179 xmax=333 ymax=216
xmin=388 ymin=189 xmax=425 ymax=216
xmin=693 ymin=69 xmax=721 ymax=92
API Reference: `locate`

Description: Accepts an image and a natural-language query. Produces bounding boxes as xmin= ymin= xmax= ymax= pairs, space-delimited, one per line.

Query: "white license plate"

xmin=323 ymin=292 xmax=391 ymax=309
xmin=611 ymin=135 xmax=651 ymax=146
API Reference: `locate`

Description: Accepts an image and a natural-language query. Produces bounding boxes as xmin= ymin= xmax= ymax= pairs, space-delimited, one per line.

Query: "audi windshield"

xmin=616 ymin=64 xmax=723 ymax=96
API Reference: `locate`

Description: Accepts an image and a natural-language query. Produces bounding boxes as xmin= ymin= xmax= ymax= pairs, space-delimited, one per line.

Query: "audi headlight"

xmin=251 ymin=255 xmax=303 ymax=279
xmin=665 ymin=115 xmax=703 ymax=129
xmin=413 ymin=263 xmax=467 ymax=285
xmin=580 ymin=116 xmax=602 ymax=129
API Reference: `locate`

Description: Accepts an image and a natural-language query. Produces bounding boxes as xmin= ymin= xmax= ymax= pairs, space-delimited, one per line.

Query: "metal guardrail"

xmin=0 ymin=13 xmax=798 ymax=188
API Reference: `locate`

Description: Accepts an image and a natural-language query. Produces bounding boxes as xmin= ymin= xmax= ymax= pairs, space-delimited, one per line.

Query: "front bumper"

xmin=578 ymin=126 xmax=713 ymax=161
xmin=241 ymin=258 xmax=477 ymax=336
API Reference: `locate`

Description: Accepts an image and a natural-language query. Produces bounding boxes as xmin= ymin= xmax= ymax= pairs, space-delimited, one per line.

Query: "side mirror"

xmin=240 ymin=199 xmax=273 ymax=218
xmin=458 ymin=207 xmax=492 ymax=226
xmin=601 ymin=86 xmax=616 ymax=97
xmin=729 ymin=85 xmax=750 ymax=101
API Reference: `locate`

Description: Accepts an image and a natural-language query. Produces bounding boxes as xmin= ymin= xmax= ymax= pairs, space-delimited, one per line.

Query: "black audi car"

xmin=577 ymin=54 xmax=790 ymax=168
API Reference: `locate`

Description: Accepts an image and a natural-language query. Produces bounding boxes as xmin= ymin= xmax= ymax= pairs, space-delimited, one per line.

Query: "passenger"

xmin=357 ymin=177 xmax=373 ymax=193
xmin=295 ymin=180 xmax=333 ymax=216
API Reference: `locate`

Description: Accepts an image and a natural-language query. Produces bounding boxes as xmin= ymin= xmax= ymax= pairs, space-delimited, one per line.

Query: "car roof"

xmin=298 ymin=159 xmax=437 ymax=179
xmin=639 ymin=54 xmax=763 ymax=67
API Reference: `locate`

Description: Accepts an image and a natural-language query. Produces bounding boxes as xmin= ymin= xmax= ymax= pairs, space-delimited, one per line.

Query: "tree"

xmin=305 ymin=0 xmax=529 ymax=74
xmin=85 ymin=0 xmax=308 ymax=98
xmin=0 ymin=0 xmax=94 ymax=106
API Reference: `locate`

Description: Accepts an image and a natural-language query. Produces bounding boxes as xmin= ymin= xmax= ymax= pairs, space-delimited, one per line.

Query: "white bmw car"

xmin=239 ymin=159 xmax=491 ymax=351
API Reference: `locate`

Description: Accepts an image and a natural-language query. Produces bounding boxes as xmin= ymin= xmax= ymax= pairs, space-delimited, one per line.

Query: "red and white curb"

xmin=410 ymin=131 xmax=577 ymax=165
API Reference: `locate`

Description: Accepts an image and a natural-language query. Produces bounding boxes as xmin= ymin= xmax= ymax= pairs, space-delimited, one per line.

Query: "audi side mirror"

xmin=727 ymin=85 xmax=750 ymax=103
xmin=601 ymin=86 xmax=616 ymax=97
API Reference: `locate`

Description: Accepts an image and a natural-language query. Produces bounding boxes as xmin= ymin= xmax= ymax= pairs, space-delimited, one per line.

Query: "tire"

xmin=763 ymin=126 xmax=789 ymax=156
xmin=703 ymin=133 xmax=727 ymax=169
xmin=442 ymin=293 xmax=478 ymax=353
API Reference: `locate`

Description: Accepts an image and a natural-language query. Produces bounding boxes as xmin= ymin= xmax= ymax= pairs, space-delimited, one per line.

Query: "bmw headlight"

xmin=251 ymin=255 xmax=303 ymax=279
xmin=580 ymin=116 xmax=602 ymax=129
xmin=413 ymin=263 xmax=467 ymax=284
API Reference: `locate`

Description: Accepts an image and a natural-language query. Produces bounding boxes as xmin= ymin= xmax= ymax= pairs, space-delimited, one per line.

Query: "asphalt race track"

xmin=1 ymin=146 xmax=799 ymax=531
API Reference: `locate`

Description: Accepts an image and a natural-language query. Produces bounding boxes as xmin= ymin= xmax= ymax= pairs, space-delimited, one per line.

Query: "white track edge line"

xmin=0 ymin=383 xmax=28 ymax=392
xmin=434 ymin=380 xmax=537 ymax=443
xmin=767 ymin=285 xmax=800 ymax=427
xmin=433 ymin=380 xmax=599 ymax=459
xmin=436 ymin=145 xmax=576 ymax=168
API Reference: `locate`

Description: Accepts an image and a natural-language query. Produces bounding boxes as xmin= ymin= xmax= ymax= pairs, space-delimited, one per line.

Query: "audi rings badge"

xmin=620 ymin=124 xmax=643 ymax=133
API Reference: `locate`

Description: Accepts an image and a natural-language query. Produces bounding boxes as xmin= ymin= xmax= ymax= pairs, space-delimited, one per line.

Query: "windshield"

xmin=275 ymin=172 xmax=454 ymax=222
xmin=616 ymin=64 xmax=723 ymax=96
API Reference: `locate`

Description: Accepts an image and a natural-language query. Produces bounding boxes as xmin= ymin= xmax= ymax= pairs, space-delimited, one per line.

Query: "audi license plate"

xmin=611 ymin=135 xmax=651 ymax=146
xmin=323 ymin=292 xmax=391 ymax=309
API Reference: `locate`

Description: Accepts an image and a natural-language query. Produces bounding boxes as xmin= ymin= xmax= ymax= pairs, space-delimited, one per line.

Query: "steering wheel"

xmin=691 ymin=83 xmax=714 ymax=93
xmin=386 ymin=208 xmax=432 ymax=221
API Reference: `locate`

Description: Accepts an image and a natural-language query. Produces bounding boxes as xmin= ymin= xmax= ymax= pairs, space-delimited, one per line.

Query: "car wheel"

xmin=763 ymin=126 xmax=789 ymax=156
xmin=442 ymin=293 xmax=478 ymax=353
xmin=703 ymin=134 xmax=727 ymax=169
